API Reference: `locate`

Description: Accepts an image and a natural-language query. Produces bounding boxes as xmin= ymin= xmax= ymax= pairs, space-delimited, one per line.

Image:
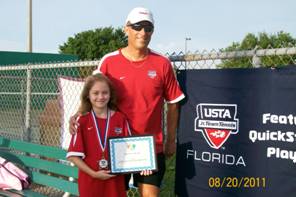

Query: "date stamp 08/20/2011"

xmin=208 ymin=177 xmax=266 ymax=189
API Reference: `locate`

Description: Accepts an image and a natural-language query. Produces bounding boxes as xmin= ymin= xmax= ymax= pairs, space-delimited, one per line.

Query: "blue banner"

xmin=175 ymin=66 xmax=296 ymax=197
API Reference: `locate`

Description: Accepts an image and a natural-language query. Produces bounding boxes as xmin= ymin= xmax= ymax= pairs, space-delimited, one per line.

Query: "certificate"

xmin=108 ymin=135 xmax=157 ymax=174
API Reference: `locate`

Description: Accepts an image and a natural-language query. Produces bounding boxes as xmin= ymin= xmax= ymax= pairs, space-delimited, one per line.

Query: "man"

xmin=71 ymin=7 xmax=185 ymax=197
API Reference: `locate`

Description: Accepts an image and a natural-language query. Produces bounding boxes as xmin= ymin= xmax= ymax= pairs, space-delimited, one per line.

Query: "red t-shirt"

xmin=94 ymin=49 xmax=185 ymax=153
xmin=67 ymin=111 xmax=130 ymax=197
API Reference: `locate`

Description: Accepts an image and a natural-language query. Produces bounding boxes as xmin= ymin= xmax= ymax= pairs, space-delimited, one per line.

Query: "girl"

xmin=67 ymin=74 xmax=131 ymax=197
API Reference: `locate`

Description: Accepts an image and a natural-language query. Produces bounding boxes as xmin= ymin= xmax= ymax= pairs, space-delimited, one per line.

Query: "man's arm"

xmin=164 ymin=103 xmax=179 ymax=157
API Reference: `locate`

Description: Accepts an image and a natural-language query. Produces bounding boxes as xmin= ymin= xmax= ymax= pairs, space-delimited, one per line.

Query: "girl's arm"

xmin=68 ymin=156 xmax=115 ymax=180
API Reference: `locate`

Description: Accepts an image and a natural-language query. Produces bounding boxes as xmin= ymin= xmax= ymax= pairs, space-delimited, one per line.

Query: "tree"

xmin=59 ymin=27 xmax=127 ymax=60
xmin=218 ymin=31 xmax=296 ymax=68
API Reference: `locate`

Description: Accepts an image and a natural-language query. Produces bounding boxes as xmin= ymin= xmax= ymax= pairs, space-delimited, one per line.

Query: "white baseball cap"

xmin=125 ymin=7 xmax=154 ymax=26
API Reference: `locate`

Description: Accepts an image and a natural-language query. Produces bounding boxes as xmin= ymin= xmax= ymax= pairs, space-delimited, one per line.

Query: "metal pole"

xmin=185 ymin=37 xmax=191 ymax=68
xmin=185 ymin=38 xmax=187 ymax=55
xmin=27 ymin=0 xmax=32 ymax=52
xmin=185 ymin=37 xmax=191 ymax=54
xmin=24 ymin=67 xmax=32 ymax=141
xmin=21 ymin=78 xmax=26 ymax=134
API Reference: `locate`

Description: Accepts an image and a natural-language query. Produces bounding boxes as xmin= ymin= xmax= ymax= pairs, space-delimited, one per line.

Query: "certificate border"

xmin=108 ymin=135 xmax=157 ymax=174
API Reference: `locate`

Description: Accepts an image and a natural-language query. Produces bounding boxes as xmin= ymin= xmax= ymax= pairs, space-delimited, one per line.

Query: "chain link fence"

xmin=1 ymin=46 xmax=296 ymax=196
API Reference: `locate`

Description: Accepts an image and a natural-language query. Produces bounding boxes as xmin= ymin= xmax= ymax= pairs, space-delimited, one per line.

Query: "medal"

xmin=98 ymin=157 xmax=108 ymax=169
xmin=91 ymin=109 xmax=111 ymax=169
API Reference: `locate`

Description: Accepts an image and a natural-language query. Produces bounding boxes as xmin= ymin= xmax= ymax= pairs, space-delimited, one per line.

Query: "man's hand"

xmin=164 ymin=139 xmax=176 ymax=158
xmin=69 ymin=113 xmax=80 ymax=135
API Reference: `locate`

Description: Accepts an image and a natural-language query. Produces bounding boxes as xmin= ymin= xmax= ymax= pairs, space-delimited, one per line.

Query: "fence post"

xmin=252 ymin=47 xmax=261 ymax=68
xmin=21 ymin=77 xmax=26 ymax=136
xmin=24 ymin=65 xmax=32 ymax=142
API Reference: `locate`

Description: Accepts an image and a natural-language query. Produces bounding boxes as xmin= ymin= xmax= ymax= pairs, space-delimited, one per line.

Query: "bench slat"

xmin=0 ymin=137 xmax=66 ymax=159
xmin=7 ymin=189 xmax=47 ymax=197
xmin=0 ymin=136 xmax=79 ymax=196
xmin=31 ymin=171 xmax=79 ymax=195
xmin=0 ymin=151 xmax=78 ymax=178
xmin=0 ymin=189 xmax=24 ymax=197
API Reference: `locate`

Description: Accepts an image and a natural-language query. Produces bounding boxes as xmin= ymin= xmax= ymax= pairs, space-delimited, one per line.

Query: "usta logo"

xmin=195 ymin=103 xmax=239 ymax=149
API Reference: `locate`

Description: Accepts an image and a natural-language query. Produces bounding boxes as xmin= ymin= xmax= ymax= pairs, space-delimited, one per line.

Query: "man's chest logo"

xmin=147 ymin=70 xmax=157 ymax=79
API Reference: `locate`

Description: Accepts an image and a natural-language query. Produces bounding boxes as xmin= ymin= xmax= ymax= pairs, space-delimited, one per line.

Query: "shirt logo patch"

xmin=114 ymin=127 xmax=122 ymax=135
xmin=148 ymin=70 xmax=157 ymax=79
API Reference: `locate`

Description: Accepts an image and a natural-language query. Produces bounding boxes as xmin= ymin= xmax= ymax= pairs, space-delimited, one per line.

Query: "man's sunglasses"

xmin=128 ymin=24 xmax=154 ymax=33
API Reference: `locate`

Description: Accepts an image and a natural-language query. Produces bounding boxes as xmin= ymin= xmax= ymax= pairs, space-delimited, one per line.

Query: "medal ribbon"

xmin=91 ymin=109 xmax=110 ymax=152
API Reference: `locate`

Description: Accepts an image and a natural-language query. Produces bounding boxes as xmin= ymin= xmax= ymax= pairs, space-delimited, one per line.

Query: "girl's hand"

xmin=140 ymin=170 xmax=153 ymax=176
xmin=92 ymin=170 xmax=116 ymax=180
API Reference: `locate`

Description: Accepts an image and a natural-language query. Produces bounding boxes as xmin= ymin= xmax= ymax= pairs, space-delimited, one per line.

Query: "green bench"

xmin=0 ymin=136 xmax=78 ymax=197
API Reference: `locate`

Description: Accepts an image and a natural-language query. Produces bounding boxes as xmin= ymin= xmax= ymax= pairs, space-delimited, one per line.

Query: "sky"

xmin=1 ymin=0 xmax=296 ymax=55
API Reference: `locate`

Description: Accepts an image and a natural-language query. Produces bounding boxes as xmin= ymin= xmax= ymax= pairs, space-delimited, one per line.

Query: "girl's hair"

xmin=78 ymin=74 xmax=117 ymax=114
